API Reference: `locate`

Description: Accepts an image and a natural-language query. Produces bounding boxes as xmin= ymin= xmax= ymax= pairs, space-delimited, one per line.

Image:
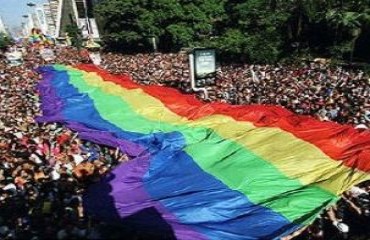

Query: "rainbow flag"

xmin=37 ymin=64 xmax=370 ymax=239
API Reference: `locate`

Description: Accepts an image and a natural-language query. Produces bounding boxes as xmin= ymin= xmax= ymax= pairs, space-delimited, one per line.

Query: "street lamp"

xmin=147 ymin=35 xmax=157 ymax=52
xmin=26 ymin=1 xmax=38 ymax=30
xmin=27 ymin=2 xmax=36 ymax=7
xmin=22 ymin=15 xmax=30 ymax=36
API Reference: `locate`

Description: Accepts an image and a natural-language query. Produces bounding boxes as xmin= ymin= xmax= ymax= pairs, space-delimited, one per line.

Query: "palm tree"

xmin=326 ymin=6 xmax=370 ymax=61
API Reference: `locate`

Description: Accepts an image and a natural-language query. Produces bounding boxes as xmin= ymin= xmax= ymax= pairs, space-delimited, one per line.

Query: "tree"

xmin=0 ymin=33 xmax=12 ymax=50
xmin=222 ymin=0 xmax=289 ymax=62
xmin=326 ymin=9 xmax=370 ymax=61
xmin=95 ymin=0 xmax=226 ymax=52
xmin=94 ymin=0 xmax=370 ymax=62
xmin=65 ymin=24 xmax=83 ymax=50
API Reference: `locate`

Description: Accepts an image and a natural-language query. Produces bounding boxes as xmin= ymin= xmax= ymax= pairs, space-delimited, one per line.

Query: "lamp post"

xmin=21 ymin=22 xmax=27 ymax=37
xmin=26 ymin=2 xmax=38 ymax=31
xmin=22 ymin=15 xmax=30 ymax=35
xmin=291 ymin=42 xmax=300 ymax=57
xmin=147 ymin=35 xmax=157 ymax=53
xmin=26 ymin=2 xmax=36 ymax=7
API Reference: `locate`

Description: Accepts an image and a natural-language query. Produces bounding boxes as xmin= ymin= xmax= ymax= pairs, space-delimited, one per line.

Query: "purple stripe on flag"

xmin=36 ymin=66 xmax=207 ymax=240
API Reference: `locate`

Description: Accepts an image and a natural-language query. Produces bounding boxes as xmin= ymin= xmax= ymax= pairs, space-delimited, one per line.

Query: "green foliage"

xmin=65 ymin=24 xmax=83 ymax=49
xmin=166 ymin=24 xmax=194 ymax=47
xmin=95 ymin=0 xmax=370 ymax=63
xmin=0 ymin=33 xmax=12 ymax=50
xmin=324 ymin=2 xmax=370 ymax=61
xmin=225 ymin=0 xmax=288 ymax=62
xmin=95 ymin=0 xmax=227 ymax=52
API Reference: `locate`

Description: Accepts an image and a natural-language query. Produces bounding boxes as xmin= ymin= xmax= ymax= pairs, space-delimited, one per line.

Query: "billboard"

xmin=194 ymin=48 xmax=216 ymax=79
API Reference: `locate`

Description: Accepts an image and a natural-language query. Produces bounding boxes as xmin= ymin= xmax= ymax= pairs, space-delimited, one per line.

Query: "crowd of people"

xmin=0 ymin=44 xmax=369 ymax=239
xmin=0 ymin=47 xmax=134 ymax=239
xmin=101 ymin=52 xmax=192 ymax=92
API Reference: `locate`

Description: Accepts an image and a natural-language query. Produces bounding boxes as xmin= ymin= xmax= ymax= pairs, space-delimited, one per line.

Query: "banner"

xmin=36 ymin=64 xmax=370 ymax=240
xmin=194 ymin=48 xmax=216 ymax=79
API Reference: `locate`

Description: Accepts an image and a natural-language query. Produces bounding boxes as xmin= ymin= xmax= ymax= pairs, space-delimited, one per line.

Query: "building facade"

xmin=43 ymin=0 xmax=59 ymax=36
xmin=56 ymin=0 xmax=100 ymax=39
xmin=0 ymin=16 xmax=8 ymax=35
xmin=21 ymin=0 xmax=100 ymax=39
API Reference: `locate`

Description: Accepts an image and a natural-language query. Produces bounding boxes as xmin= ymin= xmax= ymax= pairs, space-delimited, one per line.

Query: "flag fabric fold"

xmin=36 ymin=64 xmax=370 ymax=240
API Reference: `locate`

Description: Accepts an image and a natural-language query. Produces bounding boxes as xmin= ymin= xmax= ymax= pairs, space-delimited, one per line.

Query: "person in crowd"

xmin=0 ymin=46 xmax=129 ymax=239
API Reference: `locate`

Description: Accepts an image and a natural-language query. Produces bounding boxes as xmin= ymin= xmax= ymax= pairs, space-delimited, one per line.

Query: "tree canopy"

xmin=95 ymin=0 xmax=370 ymax=63
xmin=0 ymin=32 xmax=12 ymax=50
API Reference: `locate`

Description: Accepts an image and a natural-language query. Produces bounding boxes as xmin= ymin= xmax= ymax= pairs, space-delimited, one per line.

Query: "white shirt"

xmin=349 ymin=186 xmax=368 ymax=198
xmin=73 ymin=154 xmax=84 ymax=165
